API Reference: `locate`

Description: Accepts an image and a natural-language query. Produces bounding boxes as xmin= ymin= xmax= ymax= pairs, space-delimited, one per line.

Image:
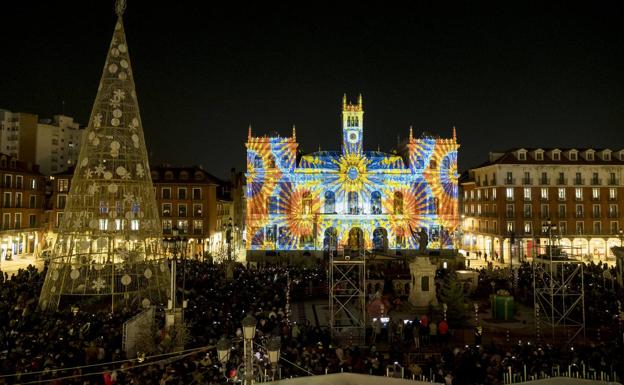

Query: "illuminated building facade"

xmin=245 ymin=95 xmax=459 ymax=257
xmin=460 ymin=148 xmax=624 ymax=262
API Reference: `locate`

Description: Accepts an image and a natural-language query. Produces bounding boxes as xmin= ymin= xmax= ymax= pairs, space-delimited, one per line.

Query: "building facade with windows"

xmin=0 ymin=109 xmax=84 ymax=175
xmin=150 ymin=166 xmax=233 ymax=257
xmin=460 ymin=148 xmax=624 ymax=262
xmin=0 ymin=153 xmax=46 ymax=259
xmin=245 ymin=95 xmax=459 ymax=258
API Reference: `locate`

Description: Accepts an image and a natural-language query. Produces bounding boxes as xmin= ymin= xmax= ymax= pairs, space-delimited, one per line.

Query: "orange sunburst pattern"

xmin=281 ymin=186 xmax=321 ymax=238
xmin=382 ymin=185 xmax=430 ymax=239
xmin=423 ymin=141 xmax=459 ymax=230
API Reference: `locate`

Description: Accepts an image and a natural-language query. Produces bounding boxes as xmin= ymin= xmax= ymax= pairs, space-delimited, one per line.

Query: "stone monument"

xmin=408 ymin=257 xmax=438 ymax=307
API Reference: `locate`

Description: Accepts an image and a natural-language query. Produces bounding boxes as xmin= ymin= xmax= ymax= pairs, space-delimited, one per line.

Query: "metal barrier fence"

xmin=502 ymin=364 xmax=619 ymax=384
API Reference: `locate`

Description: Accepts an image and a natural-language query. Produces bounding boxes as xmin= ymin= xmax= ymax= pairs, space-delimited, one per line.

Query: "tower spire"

xmin=342 ymin=93 xmax=347 ymax=109
xmin=248 ymin=124 xmax=252 ymax=141
xmin=292 ymin=124 xmax=296 ymax=141
xmin=357 ymin=93 xmax=362 ymax=107
xmin=115 ymin=0 xmax=126 ymax=17
xmin=452 ymin=126 xmax=457 ymax=141
xmin=409 ymin=125 xmax=413 ymax=141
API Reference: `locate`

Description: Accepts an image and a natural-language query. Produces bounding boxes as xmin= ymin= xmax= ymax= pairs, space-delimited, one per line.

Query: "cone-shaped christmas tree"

xmin=39 ymin=0 xmax=169 ymax=311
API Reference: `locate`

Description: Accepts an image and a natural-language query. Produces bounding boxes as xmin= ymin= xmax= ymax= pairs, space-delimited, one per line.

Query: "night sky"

xmin=1 ymin=1 xmax=623 ymax=178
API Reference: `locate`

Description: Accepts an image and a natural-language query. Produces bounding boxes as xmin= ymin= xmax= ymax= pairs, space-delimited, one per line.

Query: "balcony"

xmin=556 ymin=212 xmax=567 ymax=219
xmin=609 ymin=211 xmax=619 ymax=218
xmin=505 ymin=178 xmax=516 ymax=185
xmin=523 ymin=212 xmax=532 ymax=219
xmin=574 ymin=178 xmax=585 ymax=185
xmin=539 ymin=178 xmax=550 ymax=185
xmin=592 ymin=212 xmax=601 ymax=219
xmin=540 ymin=197 xmax=549 ymax=202
xmin=557 ymin=178 xmax=567 ymax=185
xmin=506 ymin=212 xmax=516 ymax=219
xmin=540 ymin=212 xmax=550 ymax=219
xmin=522 ymin=178 xmax=533 ymax=185
xmin=608 ymin=178 xmax=619 ymax=186
xmin=574 ymin=212 xmax=584 ymax=218
xmin=591 ymin=178 xmax=602 ymax=185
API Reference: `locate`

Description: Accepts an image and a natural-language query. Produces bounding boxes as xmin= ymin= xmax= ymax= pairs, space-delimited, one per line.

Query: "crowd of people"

xmin=0 ymin=257 xmax=621 ymax=384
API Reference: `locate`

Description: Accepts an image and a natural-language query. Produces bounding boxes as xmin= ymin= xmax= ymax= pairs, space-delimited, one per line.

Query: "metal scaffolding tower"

xmin=533 ymin=221 xmax=585 ymax=345
xmin=329 ymin=239 xmax=366 ymax=346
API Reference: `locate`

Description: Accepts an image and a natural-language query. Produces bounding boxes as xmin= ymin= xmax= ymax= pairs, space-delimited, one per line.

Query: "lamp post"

xmin=242 ymin=314 xmax=257 ymax=385
xmin=217 ymin=315 xmax=281 ymax=384
xmin=225 ymin=217 xmax=234 ymax=280
xmin=163 ymin=227 xmax=188 ymax=332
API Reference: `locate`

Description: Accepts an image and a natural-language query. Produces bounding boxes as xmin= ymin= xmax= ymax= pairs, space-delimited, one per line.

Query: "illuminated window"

xmin=592 ymin=188 xmax=599 ymax=200
xmin=506 ymin=188 xmax=514 ymax=201
xmin=371 ymin=191 xmax=381 ymax=214
xmin=575 ymin=188 xmax=583 ymax=200
xmin=131 ymin=220 xmax=139 ymax=230
xmin=99 ymin=219 xmax=108 ymax=231
xmin=523 ymin=187 xmax=531 ymax=200
xmin=348 ymin=192 xmax=359 ymax=215
xmin=302 ymin=192 xmax=312 ymax=214
xmin=58 ymin=179 xmax=69 ymax=192
xmin=394 ymin=191 xmax=404 ymax=214
xmin=541 ymin=188 xmax=548 ymax=200
xmin=324 ymin=191 xmax=335 ymax=214
xmin=558 ymin=188 xmax=566 ymax=200
xmin=524 ymin=222 xmax=532 ymax=234
xmin=162 ymin=219 xmax=172 ymax=234
xmin=268 ymin=197 xmax=279 ymax=214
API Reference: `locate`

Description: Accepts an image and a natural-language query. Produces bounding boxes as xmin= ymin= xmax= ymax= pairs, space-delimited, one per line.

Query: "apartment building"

xmin=460 ymin=148 xmax=624 ymax=261
xmin=151 ymin=165 xmax=233 ymax=257
xmin=0 ymin=109 xmax=84 ymax=175
xmin=0 ymin=153 xmax=47 ymax=259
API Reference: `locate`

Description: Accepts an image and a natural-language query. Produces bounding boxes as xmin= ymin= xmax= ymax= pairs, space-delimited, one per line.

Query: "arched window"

xmin=267 ymin=155 xmax=275 ymax=169
xmin=348 ymin=192 xmax=359 ymax=214
xmin=324 ymin=191 xmax=335 ymax=214
xmin=371 ymin=191 xmax=381 ymax=214
xmin=268 ymin=197 xmax=279 ymax=214
xmin=302 ymin=192 xmax=312 ymax=214
xmin=394 ymin=191 xmax=404 ymax=215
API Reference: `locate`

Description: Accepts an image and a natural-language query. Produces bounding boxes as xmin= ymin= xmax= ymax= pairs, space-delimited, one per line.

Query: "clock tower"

xmin=342 ymin=94 xmax=364 ymax=156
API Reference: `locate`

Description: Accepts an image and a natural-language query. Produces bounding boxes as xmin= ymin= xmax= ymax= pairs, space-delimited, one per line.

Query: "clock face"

xmin=347 ymin=166 xmax=359 ymax=181
xmin=348 ymin=131 xmax=359 ymax=143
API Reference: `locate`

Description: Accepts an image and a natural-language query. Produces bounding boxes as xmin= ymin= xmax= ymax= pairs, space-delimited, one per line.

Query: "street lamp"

xmin=242 ymin=314 xmax=257 ymax=385
xmin=217 ymin=336 xmax=231 ymax=366
xmin=267 ymin=337 xmax=282 ymax=380
xmin=163 ymin=227 xmax=188 ymax=333
xmin=217 ymin=315 xmax=280 ymax=384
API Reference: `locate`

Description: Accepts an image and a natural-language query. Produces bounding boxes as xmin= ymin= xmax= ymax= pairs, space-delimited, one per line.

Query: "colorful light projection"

xmin=245 ymin=97 xmax=459 ymax=252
